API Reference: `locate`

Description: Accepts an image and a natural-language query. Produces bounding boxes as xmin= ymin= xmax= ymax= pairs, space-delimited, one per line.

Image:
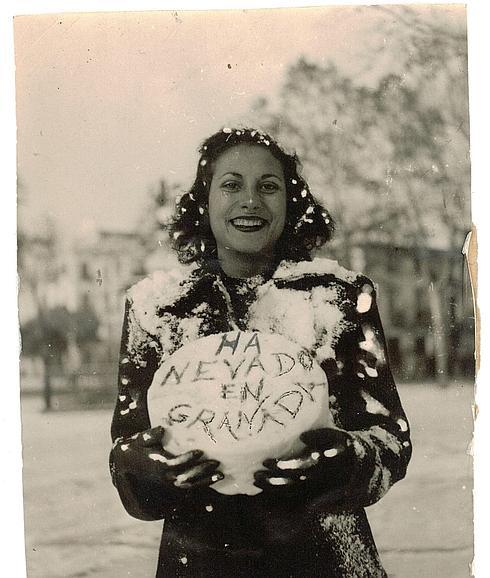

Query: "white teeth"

xmin=232 ymin=218 xmax=265 ymax=227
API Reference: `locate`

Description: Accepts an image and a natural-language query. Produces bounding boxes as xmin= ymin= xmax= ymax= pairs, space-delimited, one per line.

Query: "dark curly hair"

xmin=168 ymin=127 xmax=335 ymax=264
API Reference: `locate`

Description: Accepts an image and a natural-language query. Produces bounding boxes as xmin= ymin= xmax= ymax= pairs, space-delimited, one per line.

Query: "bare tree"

xmin=250 ymin=6 xmax=470 ymax=382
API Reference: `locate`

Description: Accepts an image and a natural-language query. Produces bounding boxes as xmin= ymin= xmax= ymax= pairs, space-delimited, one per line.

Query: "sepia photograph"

xmin=11 ymin=2 xmax=477 ymax=576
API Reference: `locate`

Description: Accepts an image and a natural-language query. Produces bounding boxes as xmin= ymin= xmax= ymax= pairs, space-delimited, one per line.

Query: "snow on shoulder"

xmin=127 ymin=264 xmax=195 ymax=335
xmin=249 ymin=257 xmax=364 ymax=364
xmin=273 ymin=257 xmax=362 ymax=284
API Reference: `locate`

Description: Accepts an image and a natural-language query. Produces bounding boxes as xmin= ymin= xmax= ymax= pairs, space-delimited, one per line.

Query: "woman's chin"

xmin=227 ymin=243 xmax=275 ymax=259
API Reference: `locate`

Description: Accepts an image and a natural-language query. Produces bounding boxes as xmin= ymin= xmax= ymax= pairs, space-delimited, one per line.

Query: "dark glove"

xmin=110 ymin=425 xmax=224 ymax=491
xmin=254 ymin=428 xmax=357 ymax=503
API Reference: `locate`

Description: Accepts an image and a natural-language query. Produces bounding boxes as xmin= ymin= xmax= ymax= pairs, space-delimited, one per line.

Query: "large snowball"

xmin=148 ymin=331 xmax=332 ymax=495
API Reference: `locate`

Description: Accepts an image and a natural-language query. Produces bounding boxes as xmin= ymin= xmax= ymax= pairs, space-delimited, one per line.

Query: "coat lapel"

xmin=147 ymin=257 xmax=359 ymax=363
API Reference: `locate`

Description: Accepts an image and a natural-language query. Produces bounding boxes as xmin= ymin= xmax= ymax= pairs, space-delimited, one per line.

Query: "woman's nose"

xmin=239 ymin=186 xmax=260 ymax=209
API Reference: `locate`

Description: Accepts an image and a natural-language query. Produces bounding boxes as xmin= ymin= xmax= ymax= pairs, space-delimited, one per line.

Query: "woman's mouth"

xmin=230 ymin=217 xmax=268 ymax=232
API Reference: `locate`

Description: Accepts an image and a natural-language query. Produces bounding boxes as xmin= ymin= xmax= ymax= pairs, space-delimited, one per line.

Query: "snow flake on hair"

xmin=293 ymin=213 xmax=314 ymax=231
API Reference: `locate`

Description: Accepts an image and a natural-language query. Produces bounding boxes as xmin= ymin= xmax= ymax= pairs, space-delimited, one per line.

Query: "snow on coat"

xmin=110 ymin=257 xmax=412 ymax=578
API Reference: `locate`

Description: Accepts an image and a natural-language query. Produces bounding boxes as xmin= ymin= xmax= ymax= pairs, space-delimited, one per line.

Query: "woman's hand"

xmin=111 ymin=425 xmax=224 ymax=491
xmin=253 ymin=428 xmax=357 ymax=502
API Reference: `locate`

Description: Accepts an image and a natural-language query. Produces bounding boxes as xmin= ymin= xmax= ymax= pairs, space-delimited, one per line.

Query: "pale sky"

xmin=14 ymin=4 xmax=465 ymax=239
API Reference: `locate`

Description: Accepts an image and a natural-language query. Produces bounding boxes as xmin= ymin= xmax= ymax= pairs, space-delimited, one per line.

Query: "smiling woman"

xmin=169 ymin=127 xmax=335 ymax=270
xmin=208 ymin=144 xmax=287 ymax=276
xmin=109 ymin=127 xmax=411 ymax=577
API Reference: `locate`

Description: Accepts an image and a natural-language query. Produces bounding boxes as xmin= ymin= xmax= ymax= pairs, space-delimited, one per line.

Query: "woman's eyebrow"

xmin=217 ymin=171 xmax=283 ymax=180
xmin=218 ymin=171 xmax=242 ymax=179
xmin=261 ymin=173 xmax=283 ymax=180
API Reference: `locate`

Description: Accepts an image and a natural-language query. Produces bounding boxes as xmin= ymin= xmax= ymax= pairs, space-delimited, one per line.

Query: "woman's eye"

xmin=222 ymin=181 xmax=240 ymax=192
xmin=261 ymin=182 xmax=279 ymax=193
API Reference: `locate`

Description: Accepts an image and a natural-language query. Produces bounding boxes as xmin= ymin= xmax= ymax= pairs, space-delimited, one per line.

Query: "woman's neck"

xmin=217 ymin=248 xmax=276 ymax=279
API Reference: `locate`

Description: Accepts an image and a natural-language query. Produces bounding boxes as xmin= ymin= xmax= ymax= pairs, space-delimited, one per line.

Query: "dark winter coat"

xmin=110 ymin=257 xmax=412 ymax=577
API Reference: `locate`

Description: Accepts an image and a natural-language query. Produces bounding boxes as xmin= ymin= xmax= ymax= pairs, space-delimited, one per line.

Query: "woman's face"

xmin=208 ymin=144 xmax=287 ymax=264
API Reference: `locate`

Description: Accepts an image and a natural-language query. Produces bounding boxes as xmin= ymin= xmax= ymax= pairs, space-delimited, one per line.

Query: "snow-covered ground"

xmin=21 ymin=382 xmax=473 ymax=578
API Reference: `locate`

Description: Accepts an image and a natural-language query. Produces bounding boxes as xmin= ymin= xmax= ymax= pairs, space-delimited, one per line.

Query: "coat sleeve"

xmin=328 ymin=276 xmax=412 ymax=509
xmin=109 ymin=296 xmax=170 ymax=521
